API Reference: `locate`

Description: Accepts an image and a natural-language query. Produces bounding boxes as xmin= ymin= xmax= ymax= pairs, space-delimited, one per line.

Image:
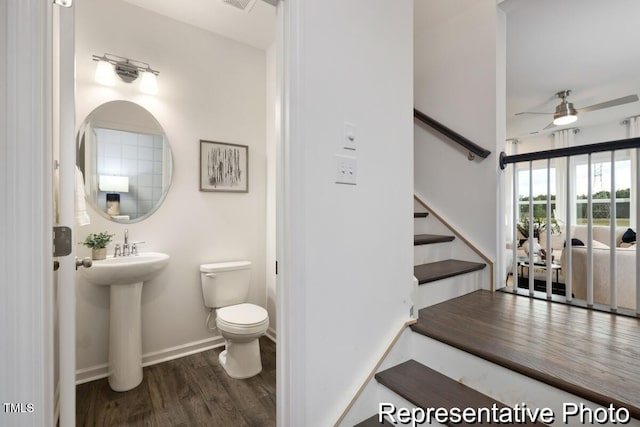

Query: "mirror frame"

xmin=76 ymin=100 xmax=173 ymax=223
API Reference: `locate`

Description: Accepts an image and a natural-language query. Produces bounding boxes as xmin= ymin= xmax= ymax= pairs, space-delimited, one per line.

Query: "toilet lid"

xmin=217 ymin=303 xmax=268 ymax=327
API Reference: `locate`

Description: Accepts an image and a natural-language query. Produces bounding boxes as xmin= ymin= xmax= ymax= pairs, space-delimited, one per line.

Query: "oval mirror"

xmin=77 ymin=101 xmax=173 ymax=223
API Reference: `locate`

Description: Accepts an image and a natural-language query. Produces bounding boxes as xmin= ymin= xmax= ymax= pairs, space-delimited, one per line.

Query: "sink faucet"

xmin=123 ymin=229 xmax=130 ymax=256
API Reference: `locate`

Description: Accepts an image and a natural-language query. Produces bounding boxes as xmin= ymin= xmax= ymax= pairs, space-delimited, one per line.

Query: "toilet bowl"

xmin=216 ymin=303 xmax=269 ymax=379
xmin=200 ymin=261 xmax=269 ymax=379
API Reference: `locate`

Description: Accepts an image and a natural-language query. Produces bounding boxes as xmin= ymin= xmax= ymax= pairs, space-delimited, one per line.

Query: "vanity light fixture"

xmin=92 ymin=53 xmax=160 ymax=94
xmin=94 ymin=60 xmax=116 ymax=86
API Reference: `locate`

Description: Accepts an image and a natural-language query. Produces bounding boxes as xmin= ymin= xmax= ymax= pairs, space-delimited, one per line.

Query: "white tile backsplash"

xmin=95 ymin=127 xmax=166 ymax=220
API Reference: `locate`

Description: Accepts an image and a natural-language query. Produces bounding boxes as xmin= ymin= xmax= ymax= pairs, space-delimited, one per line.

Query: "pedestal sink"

xmin=80 ymin=252 xmax=169 ymax=391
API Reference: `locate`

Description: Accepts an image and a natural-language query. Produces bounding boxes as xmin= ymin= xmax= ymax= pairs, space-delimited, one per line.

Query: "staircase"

xmin=342 ymin=204 xmax=640 ymax=427
xmin=412 ymin=197 xmax=488 ymax=310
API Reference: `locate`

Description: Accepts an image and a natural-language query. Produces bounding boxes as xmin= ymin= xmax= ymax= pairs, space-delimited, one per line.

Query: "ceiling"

xmin=122 ymin=0 xmax=276 ymax=50
xmin=505 ymin=0 xmax=640 ymax=139
xmin=122 ymin=0 xmax=640 ymax=140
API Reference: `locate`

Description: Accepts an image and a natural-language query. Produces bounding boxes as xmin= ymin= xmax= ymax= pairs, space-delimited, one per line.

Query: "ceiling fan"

xmin=515 ymin=90 xmax=639 ymax=130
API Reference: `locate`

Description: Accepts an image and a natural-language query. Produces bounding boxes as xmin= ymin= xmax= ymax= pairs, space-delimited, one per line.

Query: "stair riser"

xmin=413 ymin=216 xmax=450 ymax=236
xmin=414 ymin=270 xmax=483 ymax=309
xmin=413 ymin=244 xmax=453 ymax=264
xmin=413 ymin=240 xmax=480 ymax=264
xmin=409 ymin=333 xmax=640 ymax=426
xmin=413 ymin=211 xmax=481 ymax=266
xmin=374 ymin=383 xmax=448 ymax=427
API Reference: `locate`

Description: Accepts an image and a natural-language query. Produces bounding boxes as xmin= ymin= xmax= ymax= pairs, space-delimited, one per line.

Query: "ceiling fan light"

xmin=553 ymin=113 xmax=578 ymax=126
xmin=553 ymin=100 xmax=578 ymax=126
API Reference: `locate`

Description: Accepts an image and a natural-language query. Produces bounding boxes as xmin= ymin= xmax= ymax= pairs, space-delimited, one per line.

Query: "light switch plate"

xmin=335 ymin=155 xmax=357 ymax=185
xmin=343 ymin=122 xmax=356 ymax=150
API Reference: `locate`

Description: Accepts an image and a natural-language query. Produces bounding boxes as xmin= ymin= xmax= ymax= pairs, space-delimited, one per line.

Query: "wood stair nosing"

xmin=414 ymin=212 xmax=429 ymax=218
xmin=375 ymin=359 xmax=546 ymax=426
xmin=414 ymin=259 xmax=486 ymax=285
xmin=411 ymin=291 xmax=640 ymax=420
xmin=414 ymin=233 xmax=455 ymax=246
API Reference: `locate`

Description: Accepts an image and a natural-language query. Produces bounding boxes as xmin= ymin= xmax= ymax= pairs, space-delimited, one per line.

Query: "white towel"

xmin=75 ymin=166 xmax=91 ymax=226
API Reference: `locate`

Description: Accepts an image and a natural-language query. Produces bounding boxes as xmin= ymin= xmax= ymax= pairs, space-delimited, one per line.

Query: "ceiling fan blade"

xmin=542 ymin=121 xmax=556 ymax=130
xmin=577 ymin=94 xmax=639 ymax=113
xmin=515 ymin=111 xmax=552 ymax=116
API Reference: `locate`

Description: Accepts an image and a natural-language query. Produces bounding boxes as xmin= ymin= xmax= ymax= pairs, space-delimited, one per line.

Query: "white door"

xmin=1 ymin=1 xmax=55 ymax=426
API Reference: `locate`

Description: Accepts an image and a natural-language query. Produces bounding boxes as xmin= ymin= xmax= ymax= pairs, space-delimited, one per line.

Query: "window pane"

xmin=518 ymin=168 xmax=556 ymax=220
xmin=575 ymin=160 xmax=631 ymax=226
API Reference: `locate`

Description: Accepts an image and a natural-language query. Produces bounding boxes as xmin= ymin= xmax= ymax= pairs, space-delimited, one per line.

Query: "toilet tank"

xmin=200 ymin=261 xmax=251 ymax=308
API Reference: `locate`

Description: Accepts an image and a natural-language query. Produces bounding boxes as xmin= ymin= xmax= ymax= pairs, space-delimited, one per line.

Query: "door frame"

xmin=3 ymin=1 xmax=301 ymax=426
xmin=275 ymin=0 xmax=306 ymax=425
xmin=56 ymin=3 xmax=77 ymax=426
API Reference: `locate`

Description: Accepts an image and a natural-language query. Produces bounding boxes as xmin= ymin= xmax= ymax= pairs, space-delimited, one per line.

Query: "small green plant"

xmin=517 ymin=215 xmax=561 ymax=239
xmin=79 ymin=231 xmax=114 ymax=249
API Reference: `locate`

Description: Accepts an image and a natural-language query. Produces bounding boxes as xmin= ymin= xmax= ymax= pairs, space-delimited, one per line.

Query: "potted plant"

xmin=517 ymin=215 xmax=561 ymax=255
xmin=80 ymin=231 xmax=114 ymax=260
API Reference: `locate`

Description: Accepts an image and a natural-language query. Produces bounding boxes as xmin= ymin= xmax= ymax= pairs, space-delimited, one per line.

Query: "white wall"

xmin=74 ymin=0 xmax=269 ymax=374
xmin=413 ymin=0 xmax=505 ymax=287
xmin=284 ymin=1 xmax=414 ymax=425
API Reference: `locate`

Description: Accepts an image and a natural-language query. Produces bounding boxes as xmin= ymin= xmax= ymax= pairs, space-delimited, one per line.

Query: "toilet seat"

xmin=216 ymin=303 xmax=269 ymax=335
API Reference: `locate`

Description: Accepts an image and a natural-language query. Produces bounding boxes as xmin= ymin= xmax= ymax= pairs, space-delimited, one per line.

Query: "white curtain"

xmin=553 ymin=129 xmax=576 ymax=227
xmin=628 ymin=117 xmax=640 ymax=228
xmin=505 ymin=141 xmax=518 ymax=241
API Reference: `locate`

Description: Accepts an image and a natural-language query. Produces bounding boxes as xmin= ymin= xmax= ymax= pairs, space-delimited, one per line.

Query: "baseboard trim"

xmin=75 ymin=336 xmax=226 ymax=385
xmin=266 ymin=327 xmax=277 ymax=343
xmin=333 ymin=319 xmax=416 ymax=426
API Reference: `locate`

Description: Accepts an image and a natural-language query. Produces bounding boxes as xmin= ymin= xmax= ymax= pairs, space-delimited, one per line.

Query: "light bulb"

xmin=553 ymin=114 xmax=577 ymax=126
xmin=140 ymin=71 xmax=159 ymax=95
xmin=94 ymin=61 xmax=115 ymax=86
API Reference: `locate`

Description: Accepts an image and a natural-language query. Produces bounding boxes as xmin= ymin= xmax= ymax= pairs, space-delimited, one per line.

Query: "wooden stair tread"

xmin=414 ymin=211 xmax=429 ymax=218
xmin=411 ymin=290 xmax=640 ymax=419
xmin=414 ymin=233 xmax=454 ymax=246
xmin=414 ymin=259 xmax=485 ymax=284
xmin=375 ymin=360 xmax=545 ymax=426
xmin=353 ymin=414 xmax=394 ymax=426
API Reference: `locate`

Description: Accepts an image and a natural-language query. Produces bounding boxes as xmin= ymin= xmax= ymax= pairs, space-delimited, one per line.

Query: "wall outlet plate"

xmin=335 ymin=155 xmax=357 ymax=185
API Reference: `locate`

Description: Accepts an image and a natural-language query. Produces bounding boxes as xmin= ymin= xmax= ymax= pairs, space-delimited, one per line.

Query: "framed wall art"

xmin=199 ymin=140 xmax=248 ymax=192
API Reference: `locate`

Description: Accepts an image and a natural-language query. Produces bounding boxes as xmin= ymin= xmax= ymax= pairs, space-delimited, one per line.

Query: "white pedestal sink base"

xmin=79 ymin=252 xmax=170 ymax=391
xmin=108 ymin=281 xmax=143 ymax=392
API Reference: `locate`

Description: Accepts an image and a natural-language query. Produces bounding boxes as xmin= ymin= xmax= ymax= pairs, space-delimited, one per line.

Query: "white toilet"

xmin=200 ymin=261 xmax=269 ymax=379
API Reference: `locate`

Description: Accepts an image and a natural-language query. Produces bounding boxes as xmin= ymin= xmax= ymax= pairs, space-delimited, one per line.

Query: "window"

xmin=517 ymin=167 xmax=556 ymax=220
xmin=574 ymin=159 xmax=631 ymax=226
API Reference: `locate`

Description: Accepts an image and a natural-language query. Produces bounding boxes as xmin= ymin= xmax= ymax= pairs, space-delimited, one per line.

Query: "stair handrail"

xmin=413 ymin=108 xmax=491 ymax=160
xmin=500 ymin=136 xmax=640 ymax=169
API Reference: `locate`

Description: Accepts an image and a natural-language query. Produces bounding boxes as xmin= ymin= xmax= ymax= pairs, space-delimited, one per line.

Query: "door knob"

xmin=75 ymin=257 xmax=93 ymax=270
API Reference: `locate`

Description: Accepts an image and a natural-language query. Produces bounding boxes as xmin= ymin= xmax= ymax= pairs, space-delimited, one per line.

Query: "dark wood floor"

xmin=76 ymin=337 xmax=276 ymax=427
xmin=412 ymin=291 xmax=640 ymax=418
